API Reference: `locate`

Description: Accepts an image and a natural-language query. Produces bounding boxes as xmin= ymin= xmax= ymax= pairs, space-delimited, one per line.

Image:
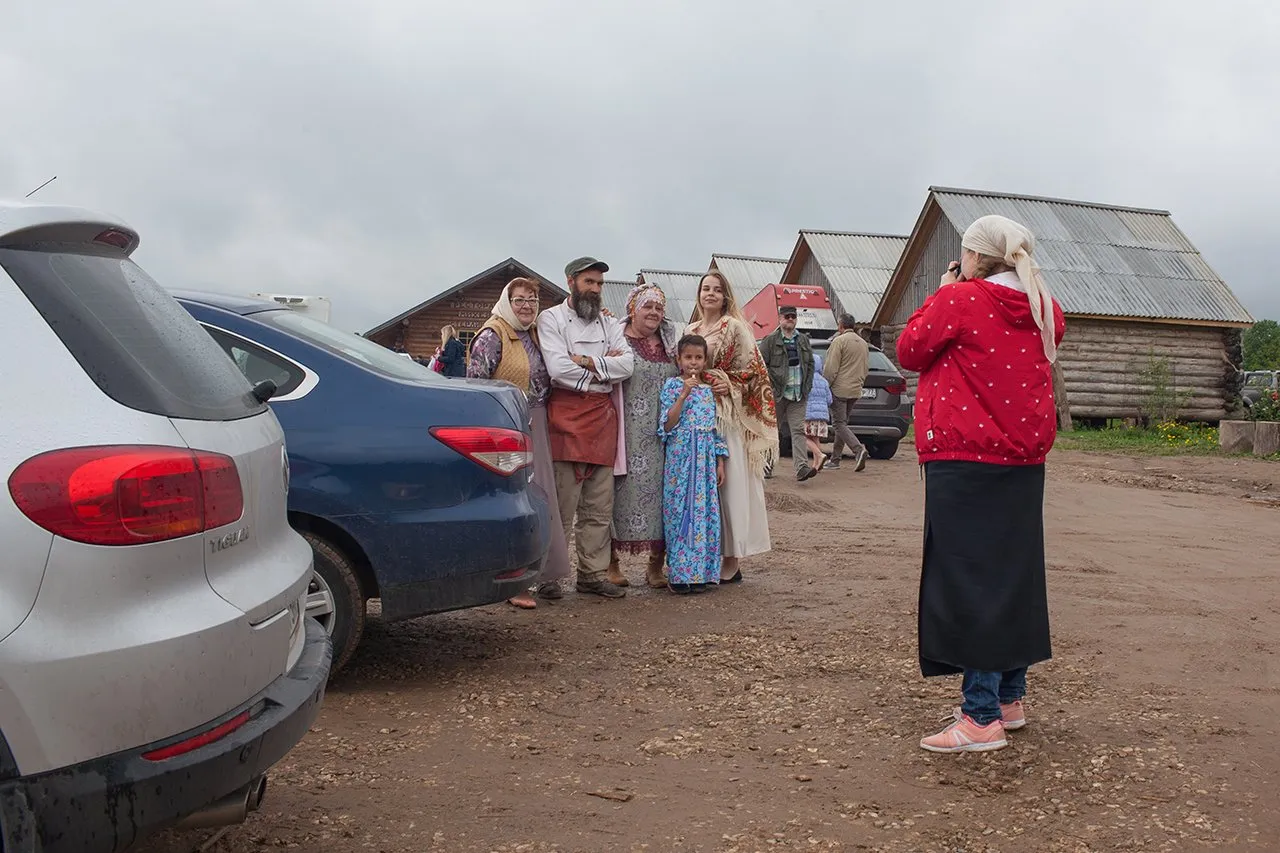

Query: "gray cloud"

xmin=6 ymin=0 xmax=1278 ymax=333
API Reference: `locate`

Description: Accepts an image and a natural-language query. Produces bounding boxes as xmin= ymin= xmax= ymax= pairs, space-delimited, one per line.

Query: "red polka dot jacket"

xmin=896 ymin=279 xmax=1067 ymax=466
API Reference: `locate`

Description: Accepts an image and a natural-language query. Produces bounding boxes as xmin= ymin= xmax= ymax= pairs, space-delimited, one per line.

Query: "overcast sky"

xmin=6 ymin=1 xmax=1278 ymax=333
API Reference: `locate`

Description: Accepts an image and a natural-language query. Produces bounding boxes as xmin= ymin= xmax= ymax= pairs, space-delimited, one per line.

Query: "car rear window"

xmin=869 ymin=350 xmax=897 ymax=372
xmin=260 ymin=309 xmax=449 ymax=383
xmin=1 ymin=247 xmax=266 ymax=421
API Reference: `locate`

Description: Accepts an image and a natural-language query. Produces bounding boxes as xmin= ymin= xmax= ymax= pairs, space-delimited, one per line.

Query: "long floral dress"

xmin=659 ymin=379 xmax=729 ymax=585
xmin=611 ymin=332 xmax=679 ymax=553
xmin=687 ymin=316 xmax=775 ymax=559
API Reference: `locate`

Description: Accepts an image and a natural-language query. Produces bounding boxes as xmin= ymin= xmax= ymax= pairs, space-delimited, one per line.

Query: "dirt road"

xmin=141 ymin=449 xmax=1279 ymax=853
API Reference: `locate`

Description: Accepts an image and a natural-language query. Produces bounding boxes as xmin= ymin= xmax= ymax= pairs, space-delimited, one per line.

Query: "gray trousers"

xmin=552 ymin=462 xmax=615 ymax=584
xmin=776 ymin=396 xmax=809 ymax=473
xmin=830 ymin=396 xmax=866 ymax=459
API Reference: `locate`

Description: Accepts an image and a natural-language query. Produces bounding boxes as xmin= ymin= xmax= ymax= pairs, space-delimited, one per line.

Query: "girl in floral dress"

xmin=658 ymin=335 xmax=728 ymax=594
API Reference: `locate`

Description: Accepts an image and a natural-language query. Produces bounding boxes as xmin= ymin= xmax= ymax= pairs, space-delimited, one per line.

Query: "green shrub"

xmin=1251 ymin=389 xmax=1280 ymax=422
xmin=1154 ymin=421 xmax=1218 ymax=449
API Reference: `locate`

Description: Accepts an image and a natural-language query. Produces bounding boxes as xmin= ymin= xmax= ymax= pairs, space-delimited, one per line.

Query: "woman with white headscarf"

xmin=897 ymin=214 xmax=1066 ymax=754
xmin=469 ymin=278 xmax=572 ymax=608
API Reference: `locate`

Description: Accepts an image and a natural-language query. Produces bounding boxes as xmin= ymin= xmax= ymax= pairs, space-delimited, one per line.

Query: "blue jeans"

xmin=961 ymin=668 xmax=1027 ymax=725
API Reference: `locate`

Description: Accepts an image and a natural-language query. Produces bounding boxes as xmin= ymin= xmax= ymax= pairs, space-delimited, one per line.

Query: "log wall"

xmin=367 ymin=270 xmax=565 ymax=363
xmin=879 ymin=318 xmax=1244 ymax=422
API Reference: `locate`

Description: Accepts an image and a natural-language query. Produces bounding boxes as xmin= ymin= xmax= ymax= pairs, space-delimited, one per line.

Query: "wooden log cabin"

xmin=364 ymin=258 xmax=567 ymax=362
xmin=778 ymin=230 xmax=909 ymax=347
xmin=872 ymin=188 xmax=1255 ymax=424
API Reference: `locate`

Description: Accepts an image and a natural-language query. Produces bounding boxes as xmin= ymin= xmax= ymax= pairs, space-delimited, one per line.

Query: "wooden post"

xmin=1052 ymin=360 xmax=1074 ymax=432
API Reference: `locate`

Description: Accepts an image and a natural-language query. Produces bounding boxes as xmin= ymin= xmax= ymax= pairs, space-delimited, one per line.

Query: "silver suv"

xmin=0 ymin=202 xmax=331 ymax=851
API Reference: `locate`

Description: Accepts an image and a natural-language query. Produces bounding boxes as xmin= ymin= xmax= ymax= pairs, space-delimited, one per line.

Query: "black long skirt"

xmin=918 ymin=461 xmax=1052 ymax=677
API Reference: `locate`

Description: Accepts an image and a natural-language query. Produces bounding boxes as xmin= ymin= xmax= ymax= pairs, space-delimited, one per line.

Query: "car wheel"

xmin=301 ymin=532 xmax=366 ymax=676
xmin=867 ymin=439 xmax=899 ymax=460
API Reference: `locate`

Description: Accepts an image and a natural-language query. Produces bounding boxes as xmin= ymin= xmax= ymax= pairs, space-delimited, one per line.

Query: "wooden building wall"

xmin=889 ymin=217 xmax=963 ymax=326
xmin=368 ymin=273 xmax=565 ymax=362
xmin=881 ymin=319 xmax=1241 ymax=422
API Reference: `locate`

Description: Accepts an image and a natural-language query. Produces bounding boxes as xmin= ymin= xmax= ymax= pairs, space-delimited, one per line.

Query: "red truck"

xmin=742 ymin=284 xmax=837 ymax=341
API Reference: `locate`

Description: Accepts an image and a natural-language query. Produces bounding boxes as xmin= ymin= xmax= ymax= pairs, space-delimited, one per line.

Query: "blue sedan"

xmin=174 ymin=291 xmax=552 ymax=674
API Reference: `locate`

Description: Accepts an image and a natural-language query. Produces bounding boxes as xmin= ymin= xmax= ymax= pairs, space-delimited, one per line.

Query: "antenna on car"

xmin=25 ymin=176 xmax=57 ymax=198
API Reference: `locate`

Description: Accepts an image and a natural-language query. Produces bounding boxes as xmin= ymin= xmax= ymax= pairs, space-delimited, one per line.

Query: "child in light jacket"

xmin=805 ymin=354 xmax=834 ymax=473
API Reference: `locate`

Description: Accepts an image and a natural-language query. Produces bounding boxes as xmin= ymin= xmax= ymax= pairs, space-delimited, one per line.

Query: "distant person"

xmin=685 ymin=271 xmax=776 ymax=582
xmin=538 ymin=256 xmax=635 ymax=599
xmin=804 ymin=353 xmax=834 ymax=473
xmin=898 ymin=214 xmax=1066 ymax=754
xmin=467 ymin=278 xmax=571 ymax=608
xmin=658 ymin=334 xmax=728 ymax=594
xmin=760 ymin=306 xmax=816 ymax=481
xmin=437 ymin=325 xmax=467 ymax=377
xmin=823 ymin=313 xmax=870 ymax=471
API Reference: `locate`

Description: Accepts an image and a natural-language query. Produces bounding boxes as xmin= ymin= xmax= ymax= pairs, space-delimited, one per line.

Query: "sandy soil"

xmin=139 ymin=448 xmax=1280 ymax=853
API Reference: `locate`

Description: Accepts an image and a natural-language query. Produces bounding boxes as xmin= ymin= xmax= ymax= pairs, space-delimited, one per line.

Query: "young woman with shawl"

xmin=685 ymin=271 xmax=778 ymax=581
xmin=897 ymin=215 xmax=1066 ymax=754
xmin=606 ymin=284 xmax=682 ymax=589
xmin=467 ymin=278 xmax=572 ymax=608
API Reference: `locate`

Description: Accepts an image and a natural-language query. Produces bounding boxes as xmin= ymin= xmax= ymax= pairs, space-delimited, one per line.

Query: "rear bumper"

xmin=0 ymin=618 xmax=331 ymax=853
xmin=366 ymin=481 xmax=555 ymax=622
xmin=850 ymin=411 xmax=911 ymax=441
xmin=378 ymin=485 xmax=551 ymax=621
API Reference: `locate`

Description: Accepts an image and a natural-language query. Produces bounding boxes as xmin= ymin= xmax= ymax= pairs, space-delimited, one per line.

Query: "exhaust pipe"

xmin=174 ymin=776 xmax=268 ymax=830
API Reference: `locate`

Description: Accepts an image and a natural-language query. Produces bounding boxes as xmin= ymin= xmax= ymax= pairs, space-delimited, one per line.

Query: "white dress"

xmin=689 ymin=317 xmax=772 ymax=559
xmin=721 ymin=425 xmax=771 ymax=558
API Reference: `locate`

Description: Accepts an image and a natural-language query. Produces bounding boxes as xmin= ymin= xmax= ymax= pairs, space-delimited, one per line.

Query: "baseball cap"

xmin=565 ymin=256 xmax=610 ymax=277
xmin=779 ymin=305 xmax=798 ymax=317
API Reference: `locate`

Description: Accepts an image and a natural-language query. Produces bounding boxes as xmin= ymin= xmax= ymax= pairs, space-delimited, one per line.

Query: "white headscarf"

xmin=492 ymin=278 xmax=536 ymax=332
xmin=961 ymin=215 xmax=1057 ymax=362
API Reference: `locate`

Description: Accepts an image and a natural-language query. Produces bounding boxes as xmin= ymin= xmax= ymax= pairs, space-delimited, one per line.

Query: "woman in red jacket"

xmin=897 ymin=214 xmax=1066 ymax=754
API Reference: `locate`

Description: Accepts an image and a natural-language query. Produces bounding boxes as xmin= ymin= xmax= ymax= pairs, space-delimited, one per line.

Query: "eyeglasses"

xmin=511 ymin=298 xmax=540 ymax=307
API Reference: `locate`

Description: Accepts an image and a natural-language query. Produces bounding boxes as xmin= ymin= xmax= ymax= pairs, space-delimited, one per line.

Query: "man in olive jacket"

xmin=760 ymin=306 xmax=816 ymax=480
xmin=823 ymin=313 xmax=869 ymax=471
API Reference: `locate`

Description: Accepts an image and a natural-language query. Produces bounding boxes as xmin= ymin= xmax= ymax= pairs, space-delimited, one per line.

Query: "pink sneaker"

xmin=921 ymin=714 xmax=1007 ymax=753
xmin=951 ymin=700 xmax=1026 ymax=731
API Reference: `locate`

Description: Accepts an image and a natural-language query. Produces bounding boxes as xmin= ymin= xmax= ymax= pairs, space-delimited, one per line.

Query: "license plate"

xmin=860 ymin=388 xmax=877 ymax=399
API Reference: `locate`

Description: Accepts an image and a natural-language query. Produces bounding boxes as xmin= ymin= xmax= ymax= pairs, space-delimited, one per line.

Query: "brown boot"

xmin=645 ymin=552 xmax=668 ymax=589
xmin=606 ymin=555 xmax=630 ymax=587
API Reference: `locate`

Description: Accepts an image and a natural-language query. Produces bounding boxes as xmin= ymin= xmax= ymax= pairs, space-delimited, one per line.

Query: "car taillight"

xmin=7 ymin=446 xmax=244 ymax=546
xmin=885 ymin=380 xmax=907 ymax=396
xmin=142 ymin=710 xmax=251 ymax=761
xmin=431 ymin=427 xmax=533 ymax=476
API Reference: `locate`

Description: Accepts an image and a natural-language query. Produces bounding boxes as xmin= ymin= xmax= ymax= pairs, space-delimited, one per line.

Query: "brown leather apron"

xmin=547 ymin=388 xmax=618 ymax=472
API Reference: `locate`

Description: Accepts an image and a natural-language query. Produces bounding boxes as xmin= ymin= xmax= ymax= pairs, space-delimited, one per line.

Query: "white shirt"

xmin=536 ymin=300 xmax=635 ymax=394
xmin=987 ymin=271 xmax=1025 ymax=292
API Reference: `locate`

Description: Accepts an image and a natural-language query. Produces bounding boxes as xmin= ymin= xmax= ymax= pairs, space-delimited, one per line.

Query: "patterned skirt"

xmin=804 ymin=419 xmax=829 ymax=438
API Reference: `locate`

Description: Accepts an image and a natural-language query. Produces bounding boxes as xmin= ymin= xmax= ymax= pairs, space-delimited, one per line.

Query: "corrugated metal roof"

xmin=601 ymin=280 xmax=633 ymax=319
xmin=710 ymin=254 xmax=787 ymax=305
xmin=930 ymin=187 xmax=1252 ymax=324
xmin=800 ymin=231 xmax=908 ymax=324
xmin=638 ymin=269 xmax=704 ymax=325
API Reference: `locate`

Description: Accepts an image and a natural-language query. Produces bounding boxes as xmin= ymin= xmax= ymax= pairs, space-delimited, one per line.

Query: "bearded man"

xmin=537 ymin=256 xmax=635 ymax=598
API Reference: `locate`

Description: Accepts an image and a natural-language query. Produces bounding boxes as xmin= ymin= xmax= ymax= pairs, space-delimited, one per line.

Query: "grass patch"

xmin=1056 ymin=422 xmax=1227 ymax=458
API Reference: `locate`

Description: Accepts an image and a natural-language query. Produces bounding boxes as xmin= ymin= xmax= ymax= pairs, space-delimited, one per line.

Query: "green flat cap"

xmin=565 ymin=256 xmax=609 ymax=277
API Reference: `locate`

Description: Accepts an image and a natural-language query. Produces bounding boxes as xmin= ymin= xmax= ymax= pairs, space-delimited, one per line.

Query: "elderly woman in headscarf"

xmin=896 ymin=214 xmax=1066 ymax=754
xmin=468 ymin=277 xmax=572 ymax=609
xmin=605 ymin=283 xmax=682 ymax=589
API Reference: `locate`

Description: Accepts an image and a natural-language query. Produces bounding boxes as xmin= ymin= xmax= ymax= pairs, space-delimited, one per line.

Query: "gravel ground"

xmin=138 ymin=448 xmax=1279 ymax=853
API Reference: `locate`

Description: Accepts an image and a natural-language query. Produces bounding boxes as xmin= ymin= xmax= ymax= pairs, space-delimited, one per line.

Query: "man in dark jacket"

xmin=759 ymin=306 xmax=816 ymax=481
